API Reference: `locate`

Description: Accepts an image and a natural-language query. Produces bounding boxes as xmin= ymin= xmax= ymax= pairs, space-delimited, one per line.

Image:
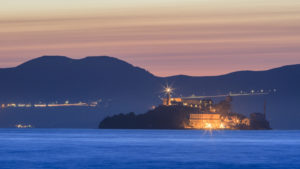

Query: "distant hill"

xmin=0 ymin=56 xmax=299 ymax=129
xmin=0 ymin=56 xmax=156 ymax=103
xmin=163 ymin=64 xmax=300 ymax=129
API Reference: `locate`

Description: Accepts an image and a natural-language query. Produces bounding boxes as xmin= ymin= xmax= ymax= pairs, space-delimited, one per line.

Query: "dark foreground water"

xmin=0 ymin=129 xmax=299 ymax=169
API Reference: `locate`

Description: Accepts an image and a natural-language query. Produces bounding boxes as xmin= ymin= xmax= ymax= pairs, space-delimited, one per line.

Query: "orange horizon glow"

xmin=1 ymin=0 xmax=300 ymax=76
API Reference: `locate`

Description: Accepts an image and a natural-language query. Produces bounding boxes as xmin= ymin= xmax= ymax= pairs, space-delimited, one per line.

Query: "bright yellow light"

xmin=164 ymin=86 xmax=173 ymax=94
xmin=220 ymin=123 xmax=225 ymax=129
xmin=205 ymin=123 xmax=212 ymax=129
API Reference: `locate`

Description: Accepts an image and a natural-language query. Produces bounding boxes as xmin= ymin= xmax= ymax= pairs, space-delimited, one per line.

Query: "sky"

xmin=1 ymin=0 xmax=300 ymax=76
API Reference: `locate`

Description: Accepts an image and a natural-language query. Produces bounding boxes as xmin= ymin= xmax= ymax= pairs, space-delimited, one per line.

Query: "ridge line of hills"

xmin=0 ymin=55 xmax=299 ymax=129
xmin=2 ymin=55 xmax=300 ymax=78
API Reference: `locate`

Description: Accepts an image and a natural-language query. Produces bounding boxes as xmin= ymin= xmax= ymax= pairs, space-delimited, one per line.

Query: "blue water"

xmin=0 ymin=129 xmax=299 ymax=169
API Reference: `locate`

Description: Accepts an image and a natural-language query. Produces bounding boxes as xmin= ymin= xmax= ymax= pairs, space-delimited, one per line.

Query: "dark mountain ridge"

xmin=0 ymin=56 xmax=299 ymax=129
xmin=0 ymin=56 xmax=156 ymax=102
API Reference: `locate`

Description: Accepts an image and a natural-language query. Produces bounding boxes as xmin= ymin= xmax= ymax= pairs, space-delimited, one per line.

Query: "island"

xmin=99 ymin=93 xmax=271 ymax=130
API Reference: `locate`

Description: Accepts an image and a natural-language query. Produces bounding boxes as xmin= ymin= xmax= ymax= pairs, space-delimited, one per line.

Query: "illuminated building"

xmin=25 ymin=104 xmax=32 ymax=107
xmin=188 ymin=113 xmax=227 ymax=129
xmin=17 ymin=104 xmax=26 ymax=107
xmin=48 ymin=102 xmax=89 ymax=107
xmin=161 ymin=91 xmax=253 ymax=129
xmin=34 ymin=104 xmax=47 ymax=107
xmin=163 ymin=97 xmax=214 ymax=112
xmin=162 ymin=95 xmax=225 ymax=129
xmin=7 ymin=103 xmax=16 ymax=107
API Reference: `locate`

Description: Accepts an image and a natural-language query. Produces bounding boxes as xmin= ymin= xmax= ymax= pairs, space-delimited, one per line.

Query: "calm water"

xmin=0 ymin=129 xmax=299 ymax=169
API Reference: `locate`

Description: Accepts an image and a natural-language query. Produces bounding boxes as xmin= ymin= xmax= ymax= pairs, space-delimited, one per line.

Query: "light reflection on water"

xmin=0 ymin=129 xmax=299 ymax=169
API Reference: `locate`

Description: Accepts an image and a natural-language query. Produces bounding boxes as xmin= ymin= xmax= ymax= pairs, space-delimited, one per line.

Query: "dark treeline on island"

xmin=99 ymin=105 xmax=271 ymax=130
xmin=99 ymin=106 xmax=192 ymax=129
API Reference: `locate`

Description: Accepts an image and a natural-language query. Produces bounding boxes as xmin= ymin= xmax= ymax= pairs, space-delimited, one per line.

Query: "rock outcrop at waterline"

xmin=99 ymin=105 xmax=271 ymax=130
xmin=99 ymin=106 xmax=194 ymax=129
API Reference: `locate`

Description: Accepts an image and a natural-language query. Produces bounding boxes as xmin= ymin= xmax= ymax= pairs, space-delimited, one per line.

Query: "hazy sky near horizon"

xmin=1 ymin=0 xmax=300 ymax=76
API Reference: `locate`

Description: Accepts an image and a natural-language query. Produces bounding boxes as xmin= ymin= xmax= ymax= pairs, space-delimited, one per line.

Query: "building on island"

xmin=163 ymin=97 xmax=225 ymax=129
xmin=189 ymin=114 xmax=225 ymax=129
xmin=162 ymin=87 xmax=252 ymax=129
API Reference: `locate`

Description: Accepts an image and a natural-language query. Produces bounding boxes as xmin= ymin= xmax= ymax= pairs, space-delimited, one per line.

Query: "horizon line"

xmin=1 ymin=55 xmax=299 ymax=78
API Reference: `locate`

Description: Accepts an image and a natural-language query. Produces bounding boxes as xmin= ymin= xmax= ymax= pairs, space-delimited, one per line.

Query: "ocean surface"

xmin=0 ymin=129 xmax=299 ymax=169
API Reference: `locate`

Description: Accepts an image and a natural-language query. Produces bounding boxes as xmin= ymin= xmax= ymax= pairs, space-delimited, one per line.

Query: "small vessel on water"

xmin=15 ymin=124 xmax=33 ymax=128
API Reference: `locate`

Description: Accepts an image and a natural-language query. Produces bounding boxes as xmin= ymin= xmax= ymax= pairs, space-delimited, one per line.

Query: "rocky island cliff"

xmin=99 ymin=105 xmax=271 ymax=130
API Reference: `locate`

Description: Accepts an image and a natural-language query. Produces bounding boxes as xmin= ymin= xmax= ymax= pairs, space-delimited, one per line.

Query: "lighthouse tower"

xmin=164 ymin=87 xmax=173 ymax=106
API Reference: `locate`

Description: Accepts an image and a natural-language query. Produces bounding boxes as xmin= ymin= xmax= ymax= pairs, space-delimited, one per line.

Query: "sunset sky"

xmin=1 ymin=0 xmax=300 ymax=76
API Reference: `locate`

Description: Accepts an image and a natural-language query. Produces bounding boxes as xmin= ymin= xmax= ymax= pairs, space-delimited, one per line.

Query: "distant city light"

xmin=0 ymin=100 xmax=100 ymax=109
